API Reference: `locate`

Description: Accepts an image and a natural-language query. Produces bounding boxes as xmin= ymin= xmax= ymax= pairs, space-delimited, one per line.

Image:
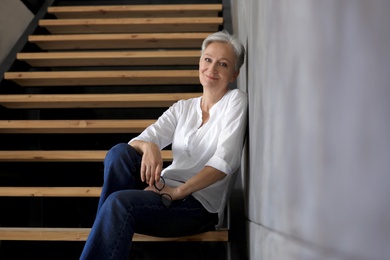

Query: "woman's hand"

xmin=139 ymin=142 xmax=163 ymax=187
xmin=130 ymin=140 xmax=163 ymax=187
xmin=144 ymin=183 xmax=184 ymax=201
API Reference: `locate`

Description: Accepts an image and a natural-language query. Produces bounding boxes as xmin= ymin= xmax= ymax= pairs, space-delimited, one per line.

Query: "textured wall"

xmin=231 ymin=1 xmax=390 ymax=259
xmin=0 ymin=0 xmax=33 ymax=65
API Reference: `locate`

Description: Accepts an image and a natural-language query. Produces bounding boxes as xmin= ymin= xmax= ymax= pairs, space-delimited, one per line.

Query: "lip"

xmin=205 ymin=74 xmax=218 ymax=80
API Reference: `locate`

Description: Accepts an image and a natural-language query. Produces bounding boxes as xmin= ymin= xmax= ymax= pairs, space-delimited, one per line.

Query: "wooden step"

xmin=0 ymin=120 xmax=155 ymax=133
xmin=47 ymin=4 xmax=222 ymax=19
xmin=39 ymin=17 xmax=223 ymax=34
xmin=28 ymin=33 xmax=210 ymax=50
xmin=0 ymin=187 xmax=101 ymax=197
xmin=17 ymin=50 xmax=201 ymax=67
xmin=4 ymin=70 xmax=199 ymax=86
xmin=0 ymin=228 xmax=228 ymax=242
xmin=0 ymin=150 xmax=173 ymax=162
xmin=0 ymin=93 xmax=201 ymax=109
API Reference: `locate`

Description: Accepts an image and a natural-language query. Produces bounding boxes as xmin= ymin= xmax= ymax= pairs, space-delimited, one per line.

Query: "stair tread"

xmin=0 ymin=187 xmax=102 ymax=197
xmin=17 ymin=50 xmax=201 ymax=67
xmin=39 ymin=17 xmax=222 ymax=34
xmin=0 ymin=119 xmax=155 ymax=133
xmin=0 ymin=227 xmax=228 ymax=242
xmin=4 ymin=70 xmax=199 ymax=86
xmin=47 ymin=4 xmax=222 ymax=19
xmin=0 ymin=93 xmax=201 ymax=108
xmin=28 ymin=32 xmax=210 ymax=50
xmin=0 ymin=150 xmax=172 ymax=162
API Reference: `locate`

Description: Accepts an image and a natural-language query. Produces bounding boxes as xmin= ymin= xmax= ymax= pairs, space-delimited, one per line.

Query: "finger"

xmin=140 ymin=163 xmax=146 ymax=182
xmin=148 ymin=170 xmax=155 ymax=187
xmin=149 ymin=167 xmax=156 ymax=186
xmin=154 ymin=163 xmax=162 ymax=183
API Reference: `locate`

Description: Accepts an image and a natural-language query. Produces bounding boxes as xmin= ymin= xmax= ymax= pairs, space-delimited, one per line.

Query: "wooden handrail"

xmin=39 ymin=17 xmax=222 ymax=34
xmin=0 ymin=93 xmax=201 ymax=108
xmin=4 ymin=70 xmax=199 ymax=86
xmin=17 ymin=50 xmax=201 ymax=67
xmin=0 ymin=150 xmax=173 ymax=162
xmin=47 ymin=4 xmax=223 ymax=19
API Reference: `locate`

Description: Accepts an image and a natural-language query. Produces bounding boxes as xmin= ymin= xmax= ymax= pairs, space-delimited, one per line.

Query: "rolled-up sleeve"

xmin=205 ymin=90 xmax=248 ymax=175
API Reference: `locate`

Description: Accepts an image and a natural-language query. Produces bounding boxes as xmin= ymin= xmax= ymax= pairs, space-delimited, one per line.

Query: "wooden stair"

xmin=39 ymin=17 xmax=223 ymax=34
xmin=47 ymin=4 xmax=222 ymax=19
xmin=0 ymin=119 xmax=155 ymax=133
xmin=0 ymin=150 xmax=173 ymax=162
xmin=0 ymin=2 xmax=226 ymax=249
xmin=4 ymin=70 xmax=199 ymax=86
xmin=16 ymin=50 xmax=201 ymax=67
xmin=27 ymin=32 xmax=210 ymax=50
xmin=0 ymin=228 xmax=228 ymax=242
xmin=0 ymin=93 xmax=200 ymax=108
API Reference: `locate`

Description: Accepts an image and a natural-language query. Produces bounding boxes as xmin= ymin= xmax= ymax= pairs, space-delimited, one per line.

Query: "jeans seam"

xmin=109 ymin=203 xmax=134 ymax=260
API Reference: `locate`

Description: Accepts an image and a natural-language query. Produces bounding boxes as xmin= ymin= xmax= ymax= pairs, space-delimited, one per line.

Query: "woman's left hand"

xmin=144 ymin=184 xmax=183 ymax=201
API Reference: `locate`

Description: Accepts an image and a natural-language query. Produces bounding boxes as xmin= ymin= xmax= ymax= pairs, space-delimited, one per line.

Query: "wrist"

xmin=175 ymin=184 xmax=192 ymax=200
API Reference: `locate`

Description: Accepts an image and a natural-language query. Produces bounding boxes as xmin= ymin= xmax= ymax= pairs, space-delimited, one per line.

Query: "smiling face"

xmin=199 ymin=41 xmax=239 ymax=91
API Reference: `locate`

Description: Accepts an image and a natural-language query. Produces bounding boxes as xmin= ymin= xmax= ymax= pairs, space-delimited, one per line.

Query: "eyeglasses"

xmin=154 ymin=176 xmax=172 ymax=207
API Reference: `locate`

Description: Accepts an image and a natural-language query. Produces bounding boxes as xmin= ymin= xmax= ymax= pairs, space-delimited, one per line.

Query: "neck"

xmin=201 ymin=87 xmax=229 ymax=112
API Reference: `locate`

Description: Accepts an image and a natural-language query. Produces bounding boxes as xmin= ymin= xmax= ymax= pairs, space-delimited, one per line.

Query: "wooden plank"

xmin=0 ymin=187 xmax=101 ymax=197
xmin=28 ymin=33 xmax=209 ymax=50
xmin=17 ymin=50 xmax=201 ymax=67
xmin=0 ymin=228 xmax=90 ymax=241
xmin=0 ymin=150 xmax=173 ymax=162
xmin=0 ymin=228 xmax=228 ymax=242
xmin=4 ymin=70 xmax=199 ymax=86
xmin=0 ymin=120 xmax=155 ymax=133
xmin=0 ymin=93 xmax=201 ymax=109
xmin=133 ymin=230 xmax=229 ymax=242
xmin=39 ymin=17 xmax=223 ymax=34
xmin=47 ymin=4 xmax=222 ymax=19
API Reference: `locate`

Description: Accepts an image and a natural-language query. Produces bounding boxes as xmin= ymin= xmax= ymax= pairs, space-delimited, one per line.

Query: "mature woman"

xmin=80 ymin=30 xmax=247 ymax=260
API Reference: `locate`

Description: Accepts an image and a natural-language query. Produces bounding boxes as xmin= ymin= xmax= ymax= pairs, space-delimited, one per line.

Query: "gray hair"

xmin=201 ymin=30 xmax=245 ymax=71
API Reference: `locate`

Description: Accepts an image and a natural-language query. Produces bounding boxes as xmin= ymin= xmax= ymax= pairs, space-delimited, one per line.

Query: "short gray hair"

xmin=201 ymin=30 xmax=245 ymax=71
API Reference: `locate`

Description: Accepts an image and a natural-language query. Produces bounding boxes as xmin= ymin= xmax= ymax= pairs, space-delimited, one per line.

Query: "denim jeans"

xmin=80 ymin=143 xmax=218 ymax=260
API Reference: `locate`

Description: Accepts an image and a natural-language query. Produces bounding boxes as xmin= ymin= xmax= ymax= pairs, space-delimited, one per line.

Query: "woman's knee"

xmin=103 ymin=143 xmax=143 ymax=188
xmin=103 ymin=191 xmax=132 ymax=214
xmin=106 ymin=143 xmax=132 ymax=158
xmin=105 ymin=143 xmax=139 ymax=165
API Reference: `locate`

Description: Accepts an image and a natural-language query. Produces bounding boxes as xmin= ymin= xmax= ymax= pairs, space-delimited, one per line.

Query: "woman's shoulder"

xmin=225 ymin=89 xmax=248 ymax=105
xmin=227 ymin=88 xmax=247 ymax=100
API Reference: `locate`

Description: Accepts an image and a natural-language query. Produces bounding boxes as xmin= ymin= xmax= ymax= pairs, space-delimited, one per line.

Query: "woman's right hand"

xmin=138 ymin=142 xmax=163 ymax=187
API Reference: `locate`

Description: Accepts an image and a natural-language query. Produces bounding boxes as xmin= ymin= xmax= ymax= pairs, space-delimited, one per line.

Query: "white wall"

xmin=0 ymin=0 xmax=33 ymax=65
xmin=231 ymin=0 xmax=390 ymax=259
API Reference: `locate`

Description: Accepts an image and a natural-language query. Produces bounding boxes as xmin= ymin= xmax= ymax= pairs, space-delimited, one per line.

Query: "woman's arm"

xmin=129 ymin=140 xmax=163 ymax=187
xmin=175 ymin=166 xmax=226 ymax=199
xmin=146 ymin=166 xmax=226 ymax=200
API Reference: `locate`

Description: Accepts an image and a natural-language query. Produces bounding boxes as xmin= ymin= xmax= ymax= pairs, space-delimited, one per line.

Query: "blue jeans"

xmin=80 ymin=143 xmax=218 ymax=260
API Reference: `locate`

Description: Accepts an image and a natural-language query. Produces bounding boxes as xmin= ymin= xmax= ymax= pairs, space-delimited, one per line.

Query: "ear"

xmin=230 ymin=70 xmax=240 ymax=82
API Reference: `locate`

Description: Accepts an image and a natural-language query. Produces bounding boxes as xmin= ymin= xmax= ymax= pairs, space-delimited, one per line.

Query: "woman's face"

xmin=199 ymin=41 xmax=239 ymax=90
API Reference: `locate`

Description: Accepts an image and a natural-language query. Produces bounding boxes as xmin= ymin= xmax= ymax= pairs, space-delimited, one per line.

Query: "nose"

xmin=209 ymin=62 xmax=218 ymax=73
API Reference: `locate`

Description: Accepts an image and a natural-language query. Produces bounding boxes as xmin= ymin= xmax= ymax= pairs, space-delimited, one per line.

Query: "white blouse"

xmin=129 ymin=89 xmax=248 ymax=227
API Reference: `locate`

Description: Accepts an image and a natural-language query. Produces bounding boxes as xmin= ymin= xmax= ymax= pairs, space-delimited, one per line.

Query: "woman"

xmin=80 ymin=30 xmax=247 ymax=260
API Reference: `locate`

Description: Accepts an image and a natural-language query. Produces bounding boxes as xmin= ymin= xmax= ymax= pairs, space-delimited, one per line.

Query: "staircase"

xmin=0 ymin=0 xmax=226 ymax=252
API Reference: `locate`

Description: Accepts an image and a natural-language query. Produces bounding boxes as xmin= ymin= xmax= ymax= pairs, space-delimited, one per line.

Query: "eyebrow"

xmin=203 ymin=53 xmax=231 ymax=63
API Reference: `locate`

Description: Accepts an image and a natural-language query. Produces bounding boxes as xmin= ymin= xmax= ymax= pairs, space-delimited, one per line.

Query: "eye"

xmin=219 ymin=62 xmax=228 ymax=67
xmin=205 ymin=57 xmax=212 ymax=63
